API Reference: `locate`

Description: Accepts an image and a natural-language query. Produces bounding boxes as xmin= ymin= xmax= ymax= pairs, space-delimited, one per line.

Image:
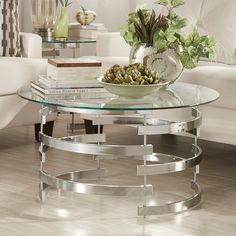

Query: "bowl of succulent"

xmin=98 ymin=63 xmax=169 ymax=98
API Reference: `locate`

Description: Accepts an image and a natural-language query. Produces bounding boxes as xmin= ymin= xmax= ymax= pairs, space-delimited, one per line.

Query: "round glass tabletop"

xmin=18 ymin=82 xmax=219 ymax=111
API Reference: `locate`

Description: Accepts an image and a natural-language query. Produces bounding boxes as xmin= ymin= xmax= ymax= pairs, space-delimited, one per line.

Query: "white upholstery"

xmin=0 ymin=33 xmax=53 ymax=131
xmin=0 ymin=94 xmax=42 ymax=130
xmin=181 ymin=64 xmax=236 ymax=110
xmin=82 ymin=0 xmax=236 ymax=145
xmin=179 ymin=61 xmax=236 ymax=145
xmin=96 ymin=32 xmax=130 ymax=57
xmin=0 ymin=57 xmax=46 ymax=96
xmin=20 ymin=32 xmax=42 ymax=58
xmin=175 ymin=0 xmax=236 ymax=64
xmin=82 ymin=32 xmax=130 ymax=73
xmin=175 ymin=0 xmax=236 ymax=144
xmin=83 ymin=56 xmax=129 ymax=73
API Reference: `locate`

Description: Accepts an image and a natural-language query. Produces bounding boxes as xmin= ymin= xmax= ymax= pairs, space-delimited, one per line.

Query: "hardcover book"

xmin=38 ymin=75 xmax=103 ymax=88
xmin=31 ymin=80 xmax=106 ymax=95
xmin=31 ymin=87 xmax=111 ymax=100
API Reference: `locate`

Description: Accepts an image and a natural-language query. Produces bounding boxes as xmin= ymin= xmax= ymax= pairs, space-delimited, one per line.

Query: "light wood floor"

xmin=0 ymin=118 xmax=235 ymax=236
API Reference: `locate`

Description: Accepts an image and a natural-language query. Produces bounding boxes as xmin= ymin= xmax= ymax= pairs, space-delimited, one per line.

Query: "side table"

xmin=42 ymin=38 xmax=96 ymax=58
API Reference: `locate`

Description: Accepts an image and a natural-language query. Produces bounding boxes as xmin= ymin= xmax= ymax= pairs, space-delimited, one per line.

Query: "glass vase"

xmin=53 ymin=7 xmax=69 ymax=40
xmin=31 ymin=0 xmax=57 ymax=39
xmin=130 ymin=43 xmax=183 ymax=85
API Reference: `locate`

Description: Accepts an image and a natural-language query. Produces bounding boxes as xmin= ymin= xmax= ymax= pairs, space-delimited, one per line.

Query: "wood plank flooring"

xmin=0 ymin=118 xmax=235 ymax=236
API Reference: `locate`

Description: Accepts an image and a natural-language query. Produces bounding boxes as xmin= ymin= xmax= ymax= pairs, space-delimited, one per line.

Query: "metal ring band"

xmin=40 ymin=133 xmax=153 ymax=156
xmin=137 ymin=144 xmax=202 ymax=176
xmin=138 ymin=181 xmax=201 ymax=216
xmin=40 ymin=169 xmax=153 ymax=196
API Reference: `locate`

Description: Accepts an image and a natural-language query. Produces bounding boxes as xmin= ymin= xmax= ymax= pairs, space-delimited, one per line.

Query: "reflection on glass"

xmin=42 ymin=38 xmax=97 ymax=44
xmin=17 ymin=82 xmax=219 ymax=111
xmin=103 ymin=88 xmax=184 ymax=109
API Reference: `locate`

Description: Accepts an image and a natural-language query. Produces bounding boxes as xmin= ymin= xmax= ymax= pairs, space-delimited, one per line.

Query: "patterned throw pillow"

xmin=0 ymin=0 xmax=20 ymax=57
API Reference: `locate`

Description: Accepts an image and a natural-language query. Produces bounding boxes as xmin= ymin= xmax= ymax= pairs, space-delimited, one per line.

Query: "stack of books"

xmin=31 ymin=58 xmax=109 ymax=99
xmin=69 ymin=23 xmax=108 ymax=39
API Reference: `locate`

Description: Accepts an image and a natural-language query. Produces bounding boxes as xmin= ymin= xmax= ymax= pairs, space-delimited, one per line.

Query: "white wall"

xmin=20 ymin=0 xmax=32 ymax=32
xmin=130 ymin=0 xmax=203 ymax=17
xmin=21 ymin=0 xmax=190 ymax=33
xmin=70 ymin=0 xmax=131 ymax=32
xmin=21 ymin=0 xmax=131 ymax=32
xmin=130 ymin=0 xmax=157 ymax=9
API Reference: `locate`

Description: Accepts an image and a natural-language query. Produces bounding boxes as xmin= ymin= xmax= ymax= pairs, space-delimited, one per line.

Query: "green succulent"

xmin=104 ymin=63 xmax=162 ymax=85
xmin=120 ymin=0 xmax=216 ymax=69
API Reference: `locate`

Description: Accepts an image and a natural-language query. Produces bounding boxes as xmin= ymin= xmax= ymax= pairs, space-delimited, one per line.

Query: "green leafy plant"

xmin=120 ymin=0 xmax=216 ymax=69
xmin=58 ymin=0 xmax=72 ymax=7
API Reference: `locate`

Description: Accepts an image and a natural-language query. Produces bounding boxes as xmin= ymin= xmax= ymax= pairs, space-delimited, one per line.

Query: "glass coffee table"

xmin=42 ymin=38 xmax=96 ymax=58
xmin=18 ymin=82 xmax=219 ymax=216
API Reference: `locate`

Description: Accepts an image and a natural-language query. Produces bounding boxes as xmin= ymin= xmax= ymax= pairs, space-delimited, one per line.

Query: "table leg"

xmin=193 ymin=123 xmax=200 ymax=182
xmin=84 ymin=119 xmax=103 ymax=134
xmin=71 ymin=112 xmax=75 ymax=133
xmin=34 ymin=121 xmax=54 ymax=142
xmin=39 ymin=106 xmax=47 ymax=201
xmin=53 ymin=48 xmax=56 ymax=58
xmin=143 ymin=114 xmax=147 ymax=218
xmin=97 ymin=117 xmax=101 ymax=170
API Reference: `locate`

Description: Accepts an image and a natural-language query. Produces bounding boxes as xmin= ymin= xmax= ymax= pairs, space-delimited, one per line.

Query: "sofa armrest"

xmin=96 ymin=32 xmax=131 ymax=57
xmin=20 ymin=32 xmax=42 ymax=58
xmin=0 ymin=58 xmax=47 ymax=96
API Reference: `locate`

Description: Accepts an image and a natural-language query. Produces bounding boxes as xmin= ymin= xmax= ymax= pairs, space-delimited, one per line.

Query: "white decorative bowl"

xmin=98 ymin=77 xmax=168 ymax=98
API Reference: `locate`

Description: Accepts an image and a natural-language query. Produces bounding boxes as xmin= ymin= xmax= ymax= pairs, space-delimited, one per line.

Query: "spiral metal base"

xmin=38 ymin=106 xmax=202 ymax=216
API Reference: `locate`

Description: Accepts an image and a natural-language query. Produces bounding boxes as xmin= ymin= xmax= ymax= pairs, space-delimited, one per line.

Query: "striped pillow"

xmin=0 ymin=0 xmax=20 ymax=57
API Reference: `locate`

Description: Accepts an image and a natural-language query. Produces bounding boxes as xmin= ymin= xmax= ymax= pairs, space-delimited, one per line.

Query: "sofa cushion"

xmin=175 ymin=0 xmax=203 ymax=34
xmin=199 ymin=0 xmax=236 ymax=64
xmin=0 ymin=0 xmax=21 ymax=57
xmin=176 ymin=0 xmax=236 ymax=65
xmin=96 ymin=32 xmax=131 ymax=57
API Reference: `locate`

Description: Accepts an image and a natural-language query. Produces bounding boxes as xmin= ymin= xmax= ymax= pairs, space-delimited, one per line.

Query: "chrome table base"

xmin=39 ymin=106 xmax=202 ymax=216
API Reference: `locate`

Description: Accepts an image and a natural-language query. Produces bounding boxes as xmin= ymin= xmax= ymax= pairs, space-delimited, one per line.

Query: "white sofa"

xmin=0 ymin=33 xmax=50 ymax=133
xmin=176 ymin=0 xmax=236 ymax=145
xmin=83 ymin=0 xmax=236 ymax=145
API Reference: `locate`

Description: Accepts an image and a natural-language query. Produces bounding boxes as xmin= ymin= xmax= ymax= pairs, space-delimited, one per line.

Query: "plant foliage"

xmin=59 ymin=0 xmax=72 ymax=7
xmin=120 ymin=0 xmax=216 ymax=69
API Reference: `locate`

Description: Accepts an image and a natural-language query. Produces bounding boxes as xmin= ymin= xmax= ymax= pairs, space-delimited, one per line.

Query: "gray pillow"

xmin=0 ymin=0 xmax=21 ymax=57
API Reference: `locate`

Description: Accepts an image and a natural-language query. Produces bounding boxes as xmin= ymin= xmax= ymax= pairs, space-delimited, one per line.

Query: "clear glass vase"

xmin=31 ymin=0 xmax=57 ymax=39
xmin=130 ymin=43 xmax=183 ymax=85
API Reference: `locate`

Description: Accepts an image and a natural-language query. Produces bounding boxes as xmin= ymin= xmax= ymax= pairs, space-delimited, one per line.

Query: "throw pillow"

xmin=0 ymin=0 xmax=20 ymax=57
